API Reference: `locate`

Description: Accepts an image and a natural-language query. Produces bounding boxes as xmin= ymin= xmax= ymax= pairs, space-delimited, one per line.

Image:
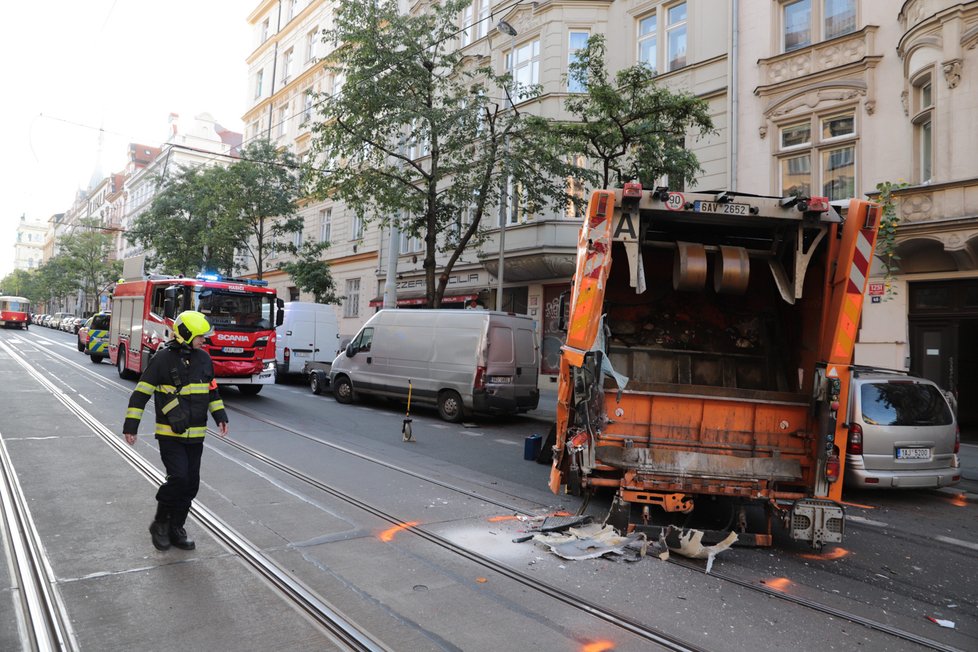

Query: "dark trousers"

xmin=155 ymin=438 xmax=204 ymax=511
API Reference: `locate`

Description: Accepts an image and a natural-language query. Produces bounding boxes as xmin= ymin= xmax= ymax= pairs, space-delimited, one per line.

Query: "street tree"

xmin=277 ymin=241 xmax=340 ymax=304
xmin=222 ymin=139 xmax=306 ymax=280
xmin=128 ymin=164 xmax=233 ymax=276
xmin=559 ymin=35 xmax=715 ymax=189
xmin=0 ymin=269 xmax=38 ymax=301
xmin=311 ymin=0 xmax=579 ymax=307
xmin=36 ymin=256 xmax=79 ymax=310
xmin=58 ymin=218 xmax=121 ymax=314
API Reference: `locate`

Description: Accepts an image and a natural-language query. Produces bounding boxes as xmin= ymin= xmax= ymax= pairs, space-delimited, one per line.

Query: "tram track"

xmin=4 ymin=330 xmax=971 ymax=651
xmin=0 ymin=336 xmax=385 ymax=652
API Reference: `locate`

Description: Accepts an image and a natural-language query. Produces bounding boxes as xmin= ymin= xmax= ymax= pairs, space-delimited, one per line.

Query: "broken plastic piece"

xmin=926 ymin=617 xmax=955 ymax=629
xmin=661 ymin=525 xmax=738 ymax=573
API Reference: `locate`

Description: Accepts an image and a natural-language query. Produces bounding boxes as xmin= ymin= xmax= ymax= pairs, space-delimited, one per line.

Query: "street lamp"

xmin=495 ymin=20 xmax=517 ymax=312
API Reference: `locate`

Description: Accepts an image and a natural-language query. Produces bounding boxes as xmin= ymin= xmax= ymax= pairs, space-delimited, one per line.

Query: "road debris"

xmin=532 ymin=523 xmax=648 ymax=562
xmin=657 ymin=525 xmax=738 ymax=573
xmin=926 ymin=616 xmax=955 ymax=629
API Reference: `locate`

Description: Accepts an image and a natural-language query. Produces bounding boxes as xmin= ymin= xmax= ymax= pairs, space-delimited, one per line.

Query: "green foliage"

xmin=311 ymin=0 xmax=580 ymax=306
xmin=558 ymin=35 xmax=715 ymax=189
xmin=277 ymin=241 xmax=340 ymax=304
xmin=221 ymin=139 xmax=305 ymax=279
xmin=875 ymin=180 xmax=909 ymax=298
xmin=0 ymin=269 xmax=39 ymax=301
xmin=128 ymin=140 xmax=304 ymax=281
xmin=57 ymin=218 xmax=122 ymax=313
xmin=128 ymin=164 xmax=231 ymax=276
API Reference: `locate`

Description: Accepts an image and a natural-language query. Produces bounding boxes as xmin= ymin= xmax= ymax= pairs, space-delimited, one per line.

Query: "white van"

xmin=275 ymin=302 xmax=340 ymax=377
xmin=329 ymin=309 xmax=540 ymax=422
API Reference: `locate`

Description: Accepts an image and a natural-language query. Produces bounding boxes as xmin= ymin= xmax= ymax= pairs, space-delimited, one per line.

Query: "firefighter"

xmin=123 ymin=310 xmax=229 ymax=551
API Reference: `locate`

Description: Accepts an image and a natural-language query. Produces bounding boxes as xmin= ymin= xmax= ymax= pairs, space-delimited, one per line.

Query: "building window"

xmin=507 ymin=40 xmax=540 ymax=100
xmin=913 ymin=74 xmax=934 ymax=183
xmin=777 ymin=111 xmax=856 ymax=201
xmin=278 ymin=104 xmax=289 ymax=137
xmin=638 ymin=14 xmax=657 ymax=72
xmin=306 ymin=27 xmax=318 ymax=61
xmin=637 ymin=2 xmax=687 ymax=72
xmin=286 ymin=0 xmax=298 ymax=22
xmin=666 ymin=3 xmax=687 ymax=71
xmin=565 ymin=154 xmax=587 ymax=218
xmin=260 ymin=18 xmax=270 ymax=42
xmin=567 ymin=31 xmax=590 ymax=92
xmin=344 ymin=278 xmax=360 ymax=318
xmin=282 ymin=48 xmax=294 ymax=85
xmin=477 ymin=1 xmax=489 ymax=39
xmin=293 ymin=226 xmax=303 ymax=249
xmin=351 ymin=214 xmax=364 ymax=240
xmin=320 ymin=208 xmax=331 ymax=243
xmin=399 ymin=231 xmax=423 ymax=254
xmin=303 ymin=89 xmax=314 ymax=123
xmin=783 ymin=0 xmax=856 ymax=52
xmin=254 ymin=70 xmax=264 ymax=99
xmin=460 ymin=3 xmax=474 ymax=47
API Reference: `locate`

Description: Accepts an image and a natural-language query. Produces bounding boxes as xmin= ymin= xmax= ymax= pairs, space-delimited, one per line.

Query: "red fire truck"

xmin=109 ymin=273 xmax=283 ymax=395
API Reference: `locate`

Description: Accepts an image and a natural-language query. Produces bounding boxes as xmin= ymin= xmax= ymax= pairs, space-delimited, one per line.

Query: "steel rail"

xmin=0 ymin=338 xmax=386 ymax=652
xmin=0 ymin=436 xmax=75 ymax=651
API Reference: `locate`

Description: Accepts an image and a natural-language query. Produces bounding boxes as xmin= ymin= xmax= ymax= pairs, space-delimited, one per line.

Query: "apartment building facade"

xmin=736 ymin=0 xmax=978 ymax=429
xmin=245 ymin=0 xmax=731 ymax=365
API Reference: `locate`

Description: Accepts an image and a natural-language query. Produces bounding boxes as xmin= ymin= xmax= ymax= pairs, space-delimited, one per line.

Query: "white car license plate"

xmin=293 ymin=351 xmax=309 ymax=357
xmin=694 ymin=200 xmax=751 ymax=216
xmin=896 ymin=447 xmax=931 ymax=460
xmin=223 ymin=346 xmax=244 ymax=354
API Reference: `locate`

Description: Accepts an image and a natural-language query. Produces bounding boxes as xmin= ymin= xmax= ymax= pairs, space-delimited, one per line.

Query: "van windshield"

xmin=860 ymin=383 xmax=953 ymax=426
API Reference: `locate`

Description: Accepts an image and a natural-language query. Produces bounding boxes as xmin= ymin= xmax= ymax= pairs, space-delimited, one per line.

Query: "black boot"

xmin=149 ymin=504 xmax=171 ymax=551
xmin=169 ymin=507 xmax=196 ymax=550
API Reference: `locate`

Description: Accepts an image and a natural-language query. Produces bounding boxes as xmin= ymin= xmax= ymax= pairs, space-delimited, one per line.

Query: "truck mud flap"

xmin=789 ymin=498 xmax=844 ymax=549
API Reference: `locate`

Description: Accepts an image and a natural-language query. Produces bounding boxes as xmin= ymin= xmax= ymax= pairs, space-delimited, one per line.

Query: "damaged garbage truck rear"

xmin=550 ymin=184 xmax=881 ymax=549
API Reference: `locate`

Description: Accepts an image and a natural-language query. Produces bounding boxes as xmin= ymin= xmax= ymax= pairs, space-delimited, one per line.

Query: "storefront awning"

xmin=368 ymin=290 xmax=480 ymax=307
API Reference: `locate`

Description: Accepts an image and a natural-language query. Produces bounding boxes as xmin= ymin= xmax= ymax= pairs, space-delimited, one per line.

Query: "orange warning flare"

xmin=764 ymin=577 xmax=792 ymax=591
xmin=378 ymin=521 xmax=419 ymax=542
xmin=799 ymin=547 xmax=849 ymax=561
xmin=487 ymin=515 xmax=520 ymax=522
xmin=946 ymin=493 xmax=968 ymax=508
xmin=581 ymin=641 xmax=615 ymax=652
xmin=839 ymin=500 xmax=876 ymax=510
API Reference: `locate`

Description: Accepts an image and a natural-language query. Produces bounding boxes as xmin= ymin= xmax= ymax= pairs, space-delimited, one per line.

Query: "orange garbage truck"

xmin=550 ymin=184 xmax=880 ymax=549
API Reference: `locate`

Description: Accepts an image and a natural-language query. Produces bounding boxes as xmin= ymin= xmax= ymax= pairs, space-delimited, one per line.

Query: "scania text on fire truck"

xmin=109 ymin=272 xmax=284 ymax=395
xmin=551 ymin=183 xmax=880 ymax=549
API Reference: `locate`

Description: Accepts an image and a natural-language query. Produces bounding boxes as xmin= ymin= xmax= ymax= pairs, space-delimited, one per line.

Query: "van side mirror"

xmin=275 ymin=298 xmax=285 ymax=326
xmin=346 ymin=342 xmax=357 ymax=357
xmin=557 ymin=291 xmax=569 ymax=332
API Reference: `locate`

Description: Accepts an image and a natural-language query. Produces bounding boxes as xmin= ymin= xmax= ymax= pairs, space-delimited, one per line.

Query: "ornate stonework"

xmin=765 ymin=86 xmax=866 ymax=118
xmin=942 ymin=58 xmax=962 ymax=88
xmin=761 ymin=29 xmax=873 ymax=85
xmin=899 ymin=193 xmax=935 ymax=222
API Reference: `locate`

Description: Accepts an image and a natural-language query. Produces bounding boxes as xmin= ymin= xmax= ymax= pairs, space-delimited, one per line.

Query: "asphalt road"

xmin=1 ymin=325 xmax=976 ymax=652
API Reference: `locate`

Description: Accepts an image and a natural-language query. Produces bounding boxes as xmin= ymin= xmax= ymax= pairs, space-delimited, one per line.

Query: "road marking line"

xmin=934 ymin=535 xmax=978 ymax=552
xmin=462 ymin=432 xmax=484 ymax=437
xmin=77 ymin=395 xmax=92 ymax=404
xmin=494 ymin=439 xmax=520 ymax=446
xmin=847 ymin=514 xmax=888 ymax=528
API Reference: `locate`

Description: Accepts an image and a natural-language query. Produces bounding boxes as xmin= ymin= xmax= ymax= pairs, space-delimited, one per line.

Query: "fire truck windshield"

xmin=193 ymin=289 xmax=273 ymax=331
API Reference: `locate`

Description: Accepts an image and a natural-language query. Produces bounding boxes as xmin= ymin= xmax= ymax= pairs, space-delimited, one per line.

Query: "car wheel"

xmin=333 ymin=376 xmax=354 ymax=404
xmin=238 ymin=385 xmax=263 ymax=396
xmin=438 ymin=390 xmax=465 ymax=423
xmin=77 ymin=337 xmax=84 ymax=352
xmin=90 ymin=354 xmax=104 ymax=364
xmin=310 ymin=371 xmax=325 ymax=395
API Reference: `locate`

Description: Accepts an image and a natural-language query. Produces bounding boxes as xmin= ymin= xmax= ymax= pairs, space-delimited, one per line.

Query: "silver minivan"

xmin=329 ymin=309 xmax=540 ymax=422
xmin=845 ymin=373 xmax=961 ymax=489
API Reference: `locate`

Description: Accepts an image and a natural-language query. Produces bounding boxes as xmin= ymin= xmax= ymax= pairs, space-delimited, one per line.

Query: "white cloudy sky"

xmin=0 ymin=1 xmax=252 ymax=278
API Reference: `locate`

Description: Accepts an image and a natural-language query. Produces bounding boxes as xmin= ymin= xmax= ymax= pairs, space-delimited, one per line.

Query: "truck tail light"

xmin=284 ymin=347 xmax=291 ymax=364
xmin=954 ymin=425 xmax=960 ymax=455
xmin=825 ymin=453 xmax=841 ymax=483
xmin=474 ymin=366 xmax=486 ymax=390
xmin=847 ymin=423 xmax=863 ymax=456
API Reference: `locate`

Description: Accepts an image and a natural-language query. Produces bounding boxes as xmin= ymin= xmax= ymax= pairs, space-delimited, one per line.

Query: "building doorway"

xmin=908 ymin=280 xmax=978 ymax=437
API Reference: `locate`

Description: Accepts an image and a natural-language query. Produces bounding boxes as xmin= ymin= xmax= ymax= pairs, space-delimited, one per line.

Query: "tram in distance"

xmin=0 ymin=295 xmax=30 ymax=329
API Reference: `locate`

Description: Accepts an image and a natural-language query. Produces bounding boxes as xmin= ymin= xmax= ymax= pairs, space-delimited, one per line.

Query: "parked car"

xmin=845 ymin=372 xmax=961 ymax=489
xmin=275 ymin=302 xmax=340 ymax=378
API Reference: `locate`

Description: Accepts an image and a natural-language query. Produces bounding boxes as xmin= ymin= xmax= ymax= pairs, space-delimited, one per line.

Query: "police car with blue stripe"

xmin=77 ymin=311 xmax=111 ymax=363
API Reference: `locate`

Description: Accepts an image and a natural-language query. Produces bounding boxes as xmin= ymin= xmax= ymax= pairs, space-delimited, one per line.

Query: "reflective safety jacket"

xmin=123 ymin=341 xmax=228 ymax=441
